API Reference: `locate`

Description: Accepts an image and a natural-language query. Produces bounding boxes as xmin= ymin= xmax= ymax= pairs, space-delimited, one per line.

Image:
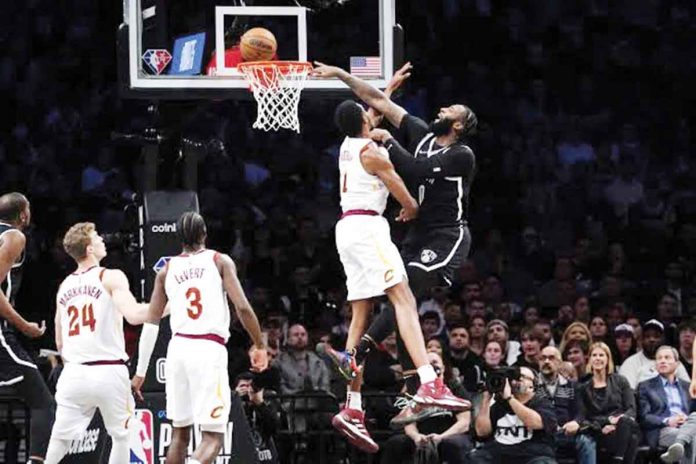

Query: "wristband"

xmin=135 ymin=322 xmax=160 ymax=377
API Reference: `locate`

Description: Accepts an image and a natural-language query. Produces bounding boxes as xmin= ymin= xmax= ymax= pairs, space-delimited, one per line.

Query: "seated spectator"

xmin=473 ymin=366 xmax=558 ymax=463
xmin=420 ymin=310 xmax=443 ymax=341
xmin=468 ymin=315 xmax=487 ymax=356
xmin=382 ymin=352 xmax=472 ymax=464
xmin=609 ymin=324 xmax=637 ymax=369
xmin=465 ymin=298 xmax=488 ymax=320
xmin=538 ymin=346 xmax=596 ymax=464
xmin=638 ymin=345 xmax=696 ymax=464
xmin=274 ymin=323 xmax=331 ymax=432
xmin=589 ymin=316 xmax=609 ymax=343
xmin=563 ymin=339 xmax=590 ymax=380
xmin=619 ymin=319 xmax=690 ymax=389
xmin=483 ymin=340 xmax=504 ymax=370
xmin=515 ymin=326 xmax=543 ymax=370
xmin=578 ymin=342 xmax=639 ymax=464
xmin=522 ymin=303 xmax=541 ymax=328
xmin=559 ymin=322 xmax=592 ymax=354
xmin=487 ymin=319 xmax=521 ymax=366
xmin=535 ymin=318 xmax=556 ymax=347
xmin=448 ymin=323 xmax=484 ymax=393
xmin=442 ymin=300 xmax=464 ymax=328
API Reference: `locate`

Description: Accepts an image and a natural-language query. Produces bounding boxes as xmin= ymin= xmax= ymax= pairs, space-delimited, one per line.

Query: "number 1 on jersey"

xmin=186 ymin=287 xmax=203 ymax=319
xmin=342 ymin=173 xmax=348 ymax=193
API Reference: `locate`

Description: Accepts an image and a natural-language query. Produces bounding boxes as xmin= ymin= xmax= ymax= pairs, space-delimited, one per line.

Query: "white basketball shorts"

xmin=165 ymin=336 xmax=230 ymax=433
xmin=52 ymin=363 xmax=134 ymax=440
xmin=335 ymin=215 xmax=406 ymax=301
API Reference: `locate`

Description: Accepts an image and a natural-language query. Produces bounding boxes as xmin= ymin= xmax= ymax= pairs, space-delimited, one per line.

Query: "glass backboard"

xmin=118 ymin=0 xmax=402 ymax=99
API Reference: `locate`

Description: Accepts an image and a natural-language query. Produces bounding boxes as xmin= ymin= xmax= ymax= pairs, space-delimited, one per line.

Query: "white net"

xmin=238 ymin=61 xmax=312 ymax=133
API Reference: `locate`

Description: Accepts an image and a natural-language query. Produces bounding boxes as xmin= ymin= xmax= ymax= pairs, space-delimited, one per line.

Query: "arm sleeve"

xmin=383 ymin=137 xmax=475 ymax=180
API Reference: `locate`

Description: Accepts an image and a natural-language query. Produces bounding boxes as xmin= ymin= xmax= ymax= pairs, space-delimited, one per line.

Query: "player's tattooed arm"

xmin=312 ymin=61 xmax=408 ymax=128
xmin=104 ymin=269 xmax=150 ymax=325
xmin=0 ymin=230 xmax=43 ymax=337
xmin=361 ymin=148 xmax=418 ymax=222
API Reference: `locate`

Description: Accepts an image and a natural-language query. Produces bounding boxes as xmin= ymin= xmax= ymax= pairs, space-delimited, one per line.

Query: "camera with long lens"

xmin=486 ymin=366 xmax=521 ymax=395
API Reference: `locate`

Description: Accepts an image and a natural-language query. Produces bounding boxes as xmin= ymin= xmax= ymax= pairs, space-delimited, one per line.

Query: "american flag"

xmin=350 ymin=56 xmax=382 ymax=77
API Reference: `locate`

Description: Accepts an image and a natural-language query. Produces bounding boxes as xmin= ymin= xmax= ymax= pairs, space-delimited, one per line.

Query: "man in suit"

xmin=637 ymin=345 xmax=696 ymax=463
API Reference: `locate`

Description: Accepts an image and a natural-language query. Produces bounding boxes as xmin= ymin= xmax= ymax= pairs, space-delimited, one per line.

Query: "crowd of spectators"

xmin=3 ymin=0 xmax=696 ymax=462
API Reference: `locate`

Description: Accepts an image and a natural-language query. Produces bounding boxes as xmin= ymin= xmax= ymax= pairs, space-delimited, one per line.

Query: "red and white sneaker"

xmin=331 ymin=408 xmax=379 ymax=454
xmin=412 ymin=378 xmax=472 ymax=411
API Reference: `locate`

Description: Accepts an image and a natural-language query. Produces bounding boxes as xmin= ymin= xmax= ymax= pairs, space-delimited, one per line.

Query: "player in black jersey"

xmin=313 ymin=62 xmax=478 ymax=428
xmin=0 ymin=192 xmax=55 ymax=463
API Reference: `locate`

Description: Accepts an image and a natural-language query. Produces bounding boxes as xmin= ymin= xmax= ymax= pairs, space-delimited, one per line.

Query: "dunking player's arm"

xmin=0 ymin=230 xmax=44 ymax=337
xmin=361 ymin=147 xmax=418 ymax=222
xmin=313 ymin=62 xmax=407 ymax=128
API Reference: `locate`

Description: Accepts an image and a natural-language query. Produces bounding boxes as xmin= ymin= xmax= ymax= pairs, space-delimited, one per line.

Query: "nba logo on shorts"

xmin=129 ymin=409 xmax=154 ymax=464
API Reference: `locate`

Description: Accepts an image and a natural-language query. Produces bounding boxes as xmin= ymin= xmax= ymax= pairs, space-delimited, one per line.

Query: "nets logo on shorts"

xmin=129 ymin=409 xmax=154 ymax=464
xmin=420 ymin=249 xmax=438 ymax=264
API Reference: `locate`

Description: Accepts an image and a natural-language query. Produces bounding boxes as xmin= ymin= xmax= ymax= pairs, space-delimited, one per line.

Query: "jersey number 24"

xmin=67 ymin=304 xmax=96 ymax=336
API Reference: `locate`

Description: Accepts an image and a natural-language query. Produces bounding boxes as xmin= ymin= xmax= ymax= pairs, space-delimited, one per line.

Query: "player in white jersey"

xmin=330 ymin=101 xmax=471 ymax=453
xmin=132 ymin=211 xmax=268 ymax=464
xmin=45 ymin=222 xmax=151 ymax=464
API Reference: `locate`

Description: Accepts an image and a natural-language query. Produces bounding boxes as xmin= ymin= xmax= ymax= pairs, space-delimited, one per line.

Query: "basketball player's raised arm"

xmin=0 ymin=231 xmax=43 ymax=338
xmin=103 ymin=269 xmax=150 ymax=325
xmin=361 ymin=148 xmax=418 ymax=222
xmin=313 ymin=62 xmax=408 ymax=128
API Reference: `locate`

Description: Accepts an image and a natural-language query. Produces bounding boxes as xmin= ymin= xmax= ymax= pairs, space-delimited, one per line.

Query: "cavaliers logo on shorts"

xmin=210 ymin=405 xmax=224 ymax=419
xmin=384 ymin=269 xmax=394 ymax=283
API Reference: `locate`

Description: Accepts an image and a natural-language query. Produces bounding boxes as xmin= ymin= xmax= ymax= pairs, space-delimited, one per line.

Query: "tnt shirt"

xmin=489 ymin=394 xmax=557 ymax=461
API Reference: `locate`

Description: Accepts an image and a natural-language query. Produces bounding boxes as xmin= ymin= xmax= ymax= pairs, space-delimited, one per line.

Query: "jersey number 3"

xmin=186 ymin=287 xmax=203 ymax=319
xmin=67 ymin=304 xmax=96 ymax=336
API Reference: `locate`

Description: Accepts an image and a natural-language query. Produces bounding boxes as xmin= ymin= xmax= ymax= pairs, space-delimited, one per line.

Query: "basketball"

xmin=240 ymin=27 xmax=277 ymax=62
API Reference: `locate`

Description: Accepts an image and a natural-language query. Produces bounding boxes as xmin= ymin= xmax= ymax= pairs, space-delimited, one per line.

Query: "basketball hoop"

xmin=238 ymin=61 xmax=313 ymax=133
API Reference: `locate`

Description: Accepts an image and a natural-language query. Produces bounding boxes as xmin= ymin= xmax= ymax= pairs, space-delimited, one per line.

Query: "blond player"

xmin=45 ymin=222 xmax=150 ymax=464
xmin=131 ymin=211 xmax=268 ymax=464
xmin=330 ymin=101 xmax=471 ymax=453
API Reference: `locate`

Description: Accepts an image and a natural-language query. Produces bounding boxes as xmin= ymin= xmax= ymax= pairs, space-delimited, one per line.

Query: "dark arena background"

xmin=1 ymin=1 xmax=696 ymax=464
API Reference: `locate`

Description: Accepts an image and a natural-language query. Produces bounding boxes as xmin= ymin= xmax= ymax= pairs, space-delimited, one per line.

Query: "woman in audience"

xmin=468 ymin=316 xmax=487 ymax=356
xmin=483 ymin=340 xmax=504 ymax=369
xmin=609 ymin=323 xmax=637 ymax=369
xmin=563 ymin=339 xmax=589 ymax=380
xmin=590 ymin=316 xmax=609 ymax=343
xmin=578 ymin=342 xmax=639 ymax=464
xmin=559 ymin=321 xmax=592 ymax=354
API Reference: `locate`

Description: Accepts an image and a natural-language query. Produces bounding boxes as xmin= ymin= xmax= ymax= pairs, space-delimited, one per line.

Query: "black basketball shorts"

xmin=401 ymin=225 xmax=471 ymax=287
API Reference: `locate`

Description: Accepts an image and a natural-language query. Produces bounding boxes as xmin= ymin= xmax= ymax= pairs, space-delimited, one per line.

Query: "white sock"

xmin=417 ymin=364 xmax=437 ymax=384
xmin=347 ymin=390 xmax=362 ymax=411
xmin=188 ymin=460 xmax=202 ymax=464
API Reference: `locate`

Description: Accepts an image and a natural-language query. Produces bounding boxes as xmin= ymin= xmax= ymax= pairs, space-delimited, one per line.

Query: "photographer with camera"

xmin=473 ymin=366 xmax=558 ymax=463
xmin=235 ymin=372 xmax=281 ymax=464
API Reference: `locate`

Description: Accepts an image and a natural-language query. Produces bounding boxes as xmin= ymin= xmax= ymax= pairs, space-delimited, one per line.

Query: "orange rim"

xmin=237 ymin=61 xmax=313 ymax=74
